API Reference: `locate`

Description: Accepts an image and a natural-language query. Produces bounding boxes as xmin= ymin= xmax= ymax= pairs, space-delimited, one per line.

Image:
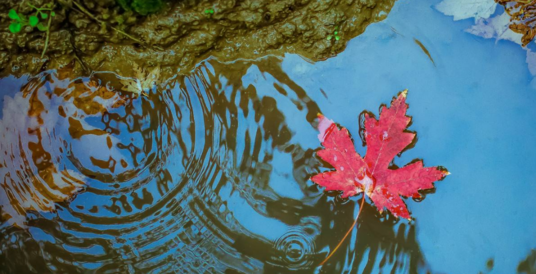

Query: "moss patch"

xmin=117 ymin=0 xmax=164 ymax=15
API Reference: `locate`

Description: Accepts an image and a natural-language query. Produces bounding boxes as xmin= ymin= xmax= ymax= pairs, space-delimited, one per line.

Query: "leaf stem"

xmin=320 ymin=194 xmax=366 ymax=266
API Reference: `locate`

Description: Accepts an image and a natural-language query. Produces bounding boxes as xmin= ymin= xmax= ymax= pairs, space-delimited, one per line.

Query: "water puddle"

xmin=0 ymin=55 xmax=428 ymax=273
xmin=1 ymin=0 xmax=536 ymax=273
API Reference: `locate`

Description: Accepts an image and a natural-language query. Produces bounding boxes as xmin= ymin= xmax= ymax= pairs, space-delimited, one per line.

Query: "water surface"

xmin=1 ymin=0 xmax=536 ymax=273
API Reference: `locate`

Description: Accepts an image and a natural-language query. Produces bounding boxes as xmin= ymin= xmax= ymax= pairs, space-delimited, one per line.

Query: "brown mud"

xmin=0 ymin=0 xmax=396 ymax=79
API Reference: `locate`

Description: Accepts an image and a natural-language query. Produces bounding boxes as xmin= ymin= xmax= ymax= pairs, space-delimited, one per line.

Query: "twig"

xmin=71 ymin=1 xmax=148 ymax=47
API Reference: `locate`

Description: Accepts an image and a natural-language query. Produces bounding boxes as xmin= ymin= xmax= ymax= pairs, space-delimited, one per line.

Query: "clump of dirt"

xmin=0 ymin=0 xmax=396 ymax=78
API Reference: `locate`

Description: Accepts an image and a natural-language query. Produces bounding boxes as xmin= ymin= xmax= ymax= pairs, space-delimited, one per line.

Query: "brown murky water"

xmin=0 ymin=57 xmax=425 ymax=273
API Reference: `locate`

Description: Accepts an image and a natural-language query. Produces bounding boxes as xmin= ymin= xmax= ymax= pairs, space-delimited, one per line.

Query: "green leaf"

xmin=335 ymin=35 xmax=340 ymax=41
xmin=40 ymin=12 xmax=48 ymax=19
xmin=29 ymin=16 xmax=39 ymax=27
xmin=327 ymin=35 xmax=332 ymax=40
xmin=8 ymin=9 xmax=20 ymax=21
xmin=9 ymin=22 xmax=21 ymax=33
xmin=37 ymin=22 xmax=47 ymax=31
xmin=51 ymin=11 xmax=55 ymax=17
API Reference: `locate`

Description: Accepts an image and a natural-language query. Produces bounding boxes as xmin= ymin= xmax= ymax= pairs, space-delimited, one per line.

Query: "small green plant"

xmin=8 ymin=3 xmax=56 ymax=57
xmin=8 ymin=4 xmax=55 ymax=33
xmin=327 ymin=26 xmax=341 ymax=41
xmin=8 ymin=10 xmax=24 ymax=33
xmin=204 ymin=8 xmax=214 ymax=17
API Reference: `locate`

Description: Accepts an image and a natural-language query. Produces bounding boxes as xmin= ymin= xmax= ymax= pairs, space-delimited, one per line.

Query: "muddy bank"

xmin=0 ymin=0 xmax=396 ymax=78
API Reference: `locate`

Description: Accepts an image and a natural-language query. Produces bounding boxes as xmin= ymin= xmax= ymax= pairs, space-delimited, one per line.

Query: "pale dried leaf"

xmin=466 ymin=12 xmax=522 ymax=44
xmin=436 ymin=0 xmax=497 ymax=21
xmin=120 ymin=64 xmax=160 ymax=96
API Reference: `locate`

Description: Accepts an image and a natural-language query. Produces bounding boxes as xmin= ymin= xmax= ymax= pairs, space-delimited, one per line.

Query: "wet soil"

xmin=0 ymin=0 xmax=396 ymax=78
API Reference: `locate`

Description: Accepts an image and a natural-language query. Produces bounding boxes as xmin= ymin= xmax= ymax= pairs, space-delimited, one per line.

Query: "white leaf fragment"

xmin=466 ymin=12 xmax=522 ymax=45
xmin=436 ymin=0 xmax=497 ymax=21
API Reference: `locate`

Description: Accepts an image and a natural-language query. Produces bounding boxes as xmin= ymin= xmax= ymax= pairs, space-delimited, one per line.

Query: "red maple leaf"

xmin=311 ymin=90 xmax=448 ymax=219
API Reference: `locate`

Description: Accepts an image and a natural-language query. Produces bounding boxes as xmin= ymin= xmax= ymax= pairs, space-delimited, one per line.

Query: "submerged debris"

xmin=497 ymin=0 xmax=536 ymax=46
xmin=413 ymin=38 xmax=436 ymax=66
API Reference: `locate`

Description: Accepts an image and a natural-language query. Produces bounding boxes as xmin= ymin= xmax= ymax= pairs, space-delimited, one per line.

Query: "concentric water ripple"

xmin=0 ymin=58 xmax=428 ymax=273
xmin=273 ymin=228 xmax=317 ymax=270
